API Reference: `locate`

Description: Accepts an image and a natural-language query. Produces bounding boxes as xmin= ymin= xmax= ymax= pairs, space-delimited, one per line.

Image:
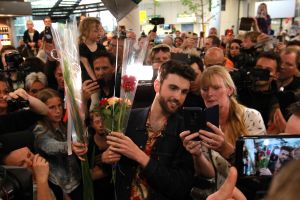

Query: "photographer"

xmin=237 ymin=51 xmax=280 ymax=131
xmin=0 ymin=78 xmax=48 ymax=133
xmin=235 ymin=31 xmax=261 ymax=70
xmin=37 ymin=16 xmax=55 ymax=62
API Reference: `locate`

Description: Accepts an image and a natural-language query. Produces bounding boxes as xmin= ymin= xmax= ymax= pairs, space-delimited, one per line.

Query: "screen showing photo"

xmin=242 ymin=137 xmax=300 ymax=176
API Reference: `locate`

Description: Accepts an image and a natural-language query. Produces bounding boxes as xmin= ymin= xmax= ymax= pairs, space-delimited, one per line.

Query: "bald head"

xmin=204 ymin=47 xmax=225 ymax=67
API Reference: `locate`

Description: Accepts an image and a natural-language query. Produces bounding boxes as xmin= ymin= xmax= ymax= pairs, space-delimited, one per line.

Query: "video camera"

xmin=4 ymin=51 xmax=24 ymax=70
xmin=44 ymin=26 xmax=53 ymax=43
xmin=0 ymin=166 xmax=33 ymax=200
xmin=230 ymin=67 xmax=270 ymax=90
xmin=1 ymin=51 xmax=30 ymax=85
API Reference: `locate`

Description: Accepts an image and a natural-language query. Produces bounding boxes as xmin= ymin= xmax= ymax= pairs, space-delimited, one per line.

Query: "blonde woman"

xmin=180 ymin=65 xmax=266 ymax=189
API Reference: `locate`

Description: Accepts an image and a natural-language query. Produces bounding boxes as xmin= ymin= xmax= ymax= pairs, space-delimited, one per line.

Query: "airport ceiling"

xmin=25 ymin=0 xmax=106 ymax=21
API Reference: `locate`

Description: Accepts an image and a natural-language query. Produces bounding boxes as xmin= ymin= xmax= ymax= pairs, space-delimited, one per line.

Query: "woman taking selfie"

xmin=180 ymin=66 xmax=266 ymax=190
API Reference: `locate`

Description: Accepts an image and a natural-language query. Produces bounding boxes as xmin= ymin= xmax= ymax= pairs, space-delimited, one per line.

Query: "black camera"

xmin=149 ymin=17 xmax=165 ymax=26
xmin=44 ymin=26 xmax=53 ymax=43
xmin=230 ymin=68 xmax=270 ymax=90
xmin=7 ymin=97 xmax=30 ymax=112
xmin=4 ymin=51 xmax=24 ymax=70
xmin=0 ymin=166 xmax=33 ymax=200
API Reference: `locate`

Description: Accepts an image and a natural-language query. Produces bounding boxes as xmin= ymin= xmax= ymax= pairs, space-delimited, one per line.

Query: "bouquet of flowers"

xmin=94 ymin=75 xmax=136 ymax=133
xmin=51 ymin=19 xmax=93 ymax=200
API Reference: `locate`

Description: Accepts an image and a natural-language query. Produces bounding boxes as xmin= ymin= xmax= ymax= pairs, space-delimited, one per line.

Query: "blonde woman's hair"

xmin=78 ymin=17 xmax=101 ymax=43
xmin=200 ymin=65 xmax=248 ymax=145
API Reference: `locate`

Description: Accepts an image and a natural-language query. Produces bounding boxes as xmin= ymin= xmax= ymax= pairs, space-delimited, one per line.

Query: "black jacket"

xmin=115 ymin=107 xmax=194 ymax=200
xmin=23 ymin=29 xmax=40 ymax=47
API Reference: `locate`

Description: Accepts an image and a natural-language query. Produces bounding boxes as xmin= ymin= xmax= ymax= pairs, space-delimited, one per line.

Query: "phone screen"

xmin=236 ymin=135 xmax=300 ymax=177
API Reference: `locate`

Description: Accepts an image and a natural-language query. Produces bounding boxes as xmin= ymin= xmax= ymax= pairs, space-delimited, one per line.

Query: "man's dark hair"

xmin=287 ymin=40 xmax=300 ymax=47
xmin=159 ymin=60 xmax=195 ymax=84
xmin=207 ymin=35 xmax=221 ymax=47
xmin=256 ymin=51 xmax=281 ymax=72
xmin=43 ymin=16 xmax=51 ymax=21
xmin=281 ymin=47 xmax=300 ymax=71
xmin=92 ymin=51 xmax=116 ymax=66
xmin=281 ymin=146 xmax=293 ymax=153
xmin=188 ymin=56 xmax=204 ymax=72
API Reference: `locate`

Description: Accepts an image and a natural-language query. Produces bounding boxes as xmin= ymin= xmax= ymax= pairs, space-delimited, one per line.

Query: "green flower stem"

xmin=63 ymin=59 xmax=94 ymax=200
xmin=117 ymin=92 xmax=128 ymax=132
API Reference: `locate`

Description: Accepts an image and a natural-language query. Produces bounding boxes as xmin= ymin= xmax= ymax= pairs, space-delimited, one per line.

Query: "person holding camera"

xmin=0 ymin=75 xmax=48 ymax=134
xmin=180 ymin=66 xmax=265 ymax=194
xmin=237 ymin=51 xmax=281 ymax=132
xmin=37 ymin=16 xmax=55 ymax=62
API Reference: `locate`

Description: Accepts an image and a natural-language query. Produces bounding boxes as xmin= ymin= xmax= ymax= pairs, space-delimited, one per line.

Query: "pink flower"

xmin=122 ymin=75 xmax=136 ymax=92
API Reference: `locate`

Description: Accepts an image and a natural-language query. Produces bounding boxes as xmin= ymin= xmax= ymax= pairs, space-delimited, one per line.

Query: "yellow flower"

xmin=107 ymin=97 xmax=119 ymax=106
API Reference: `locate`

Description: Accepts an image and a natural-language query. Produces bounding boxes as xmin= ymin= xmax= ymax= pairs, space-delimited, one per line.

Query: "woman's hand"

xmin=179 ymin=130 xmax=202 ymax=156
xmin=107 ymin=132 xmax=150 ymax=167
xmin=72 ymin=142 xmax=88 ymax=161
xmin=199 ymin=122 xmax=234 ymax=158
xmin=273 ymin=108 xmax=286 ymax=133
xmin=101 ymin=146 xmax=121 ymax=164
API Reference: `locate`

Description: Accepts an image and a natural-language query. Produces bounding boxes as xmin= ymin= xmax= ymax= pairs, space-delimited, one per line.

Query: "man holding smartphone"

xmin=82 ymin=51 xmax=120 ymax=111
xmin=104 ymin=60 xmax=196 ymax=200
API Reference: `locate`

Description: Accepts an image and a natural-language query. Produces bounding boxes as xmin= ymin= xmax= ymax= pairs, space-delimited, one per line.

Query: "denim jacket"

xmin=33 ymin=124 xmax=81 ymax=193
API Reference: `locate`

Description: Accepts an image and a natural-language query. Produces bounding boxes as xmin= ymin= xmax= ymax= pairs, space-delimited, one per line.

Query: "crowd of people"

xmin=1 ymin=2 xmax=300 ymax=199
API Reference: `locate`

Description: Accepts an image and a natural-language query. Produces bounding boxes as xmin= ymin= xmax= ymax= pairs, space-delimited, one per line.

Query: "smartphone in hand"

xmin=182 ymin=105 xmax=219 ymax=140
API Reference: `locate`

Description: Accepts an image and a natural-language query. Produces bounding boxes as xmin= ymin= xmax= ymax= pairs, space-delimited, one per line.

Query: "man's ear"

xmin=154 ymin=79 xmax=160 ymax=93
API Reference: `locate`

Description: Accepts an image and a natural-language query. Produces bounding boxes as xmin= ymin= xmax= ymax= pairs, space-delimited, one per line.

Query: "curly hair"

xmin=78 ymin=17 xmax=101 ymax=43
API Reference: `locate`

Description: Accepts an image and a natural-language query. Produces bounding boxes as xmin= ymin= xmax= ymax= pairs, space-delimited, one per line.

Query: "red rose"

xmin=99 ymin=98 xmax=108 ymax=106
xmin=122 ymin=75 xmax=136 ymax=92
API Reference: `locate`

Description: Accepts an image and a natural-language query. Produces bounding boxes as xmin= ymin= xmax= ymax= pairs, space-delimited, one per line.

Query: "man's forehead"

xmin=94 ymin=57 xmax=113 ymax=66
xmin=163 ymin=73 xmax=190 ymax=85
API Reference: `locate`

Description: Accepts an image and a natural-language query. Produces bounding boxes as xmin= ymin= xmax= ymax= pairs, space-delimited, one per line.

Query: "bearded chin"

xmin=158 ymin=96 xmax=178 ymax=115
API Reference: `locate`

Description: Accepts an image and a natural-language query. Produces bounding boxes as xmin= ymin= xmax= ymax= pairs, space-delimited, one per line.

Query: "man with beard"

xmin=269 ymin=146 xmax=293 ymax=174
xmin=105 ymin=60 xmax=196 ymax=200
